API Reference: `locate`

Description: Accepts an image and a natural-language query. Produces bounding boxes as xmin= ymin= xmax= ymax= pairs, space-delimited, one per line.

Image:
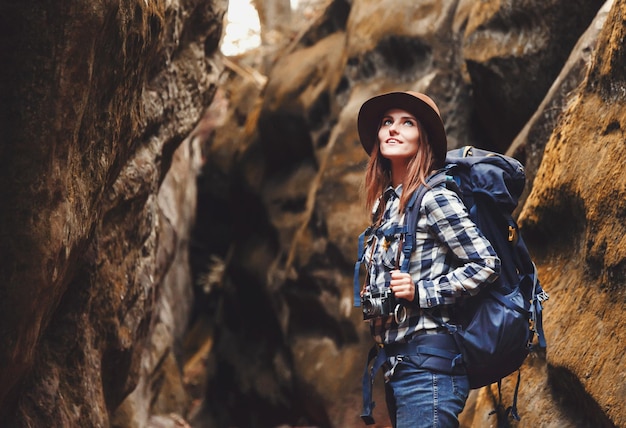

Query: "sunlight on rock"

xmin=221 ymin=0 xmax=302 ymax=56
xmin=221 ymin=0 xmax=261 ymax=56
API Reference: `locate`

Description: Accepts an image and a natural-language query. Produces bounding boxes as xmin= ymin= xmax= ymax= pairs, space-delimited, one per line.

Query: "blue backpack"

xmin=355 ymin=146 xmax=548 ymax=422
xmin=408 ymin=146 xmax=548 ymax=418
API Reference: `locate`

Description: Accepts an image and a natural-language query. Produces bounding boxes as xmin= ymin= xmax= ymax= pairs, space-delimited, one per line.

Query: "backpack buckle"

xmin=508 ymin=226 xmax=517 ymax=243
xmin=537 ymin=291 xmax=550 ymax=302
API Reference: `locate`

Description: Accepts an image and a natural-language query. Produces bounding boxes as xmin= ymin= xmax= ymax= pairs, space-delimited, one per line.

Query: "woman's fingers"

xmin=389 ymin=270 xmax=414 ymax=300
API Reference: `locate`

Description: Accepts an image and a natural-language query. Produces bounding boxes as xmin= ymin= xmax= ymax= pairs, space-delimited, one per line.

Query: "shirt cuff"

xmin=416 ymin=279 xmax=457 ymax=308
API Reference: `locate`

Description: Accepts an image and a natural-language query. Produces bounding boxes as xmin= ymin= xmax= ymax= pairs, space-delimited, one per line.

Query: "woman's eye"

xmin=403 ymin=120 xmax=414 ymax=126
xmin=382 ymin=118 xmax=392 ymax=126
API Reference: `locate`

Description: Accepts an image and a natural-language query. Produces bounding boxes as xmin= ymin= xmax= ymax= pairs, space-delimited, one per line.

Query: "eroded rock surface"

xmin=0 ymin=0 xmax=224 ymax=426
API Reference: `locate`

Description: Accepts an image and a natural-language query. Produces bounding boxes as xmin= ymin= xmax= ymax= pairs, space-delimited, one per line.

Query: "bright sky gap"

xmin=221 ymin=0 xmax=301 ymax=56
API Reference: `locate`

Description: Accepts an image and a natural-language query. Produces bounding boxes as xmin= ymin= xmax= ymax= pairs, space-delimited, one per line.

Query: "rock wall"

xmin=193 ymin=0 xmax=624 ymax=427
xmin=518 ymin=1 xmax=626 ymax=425
xmin=0 ymin=0 xmax=224 ymax=426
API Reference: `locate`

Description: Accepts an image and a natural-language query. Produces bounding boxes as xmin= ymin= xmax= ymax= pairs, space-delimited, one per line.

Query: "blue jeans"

xmin=384 ymin=356 xmax=470 ymax=428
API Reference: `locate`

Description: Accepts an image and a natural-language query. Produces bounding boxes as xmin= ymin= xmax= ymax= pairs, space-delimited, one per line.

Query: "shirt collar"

xmin=384 ymin=183 xmax=403 ymax=199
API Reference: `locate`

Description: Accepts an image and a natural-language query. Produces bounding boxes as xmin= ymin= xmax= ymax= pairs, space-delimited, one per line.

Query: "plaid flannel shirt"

xmin=364 ymin=184 xmax=500 ymax=344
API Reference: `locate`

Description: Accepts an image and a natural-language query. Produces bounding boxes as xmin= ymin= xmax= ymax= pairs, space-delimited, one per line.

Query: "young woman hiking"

xmin=356 ymin=91 xmax=501 ymax=427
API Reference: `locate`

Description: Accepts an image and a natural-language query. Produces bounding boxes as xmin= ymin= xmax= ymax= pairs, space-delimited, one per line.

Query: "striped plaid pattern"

xmin=364 ymin=184 xmax=500 ymax=344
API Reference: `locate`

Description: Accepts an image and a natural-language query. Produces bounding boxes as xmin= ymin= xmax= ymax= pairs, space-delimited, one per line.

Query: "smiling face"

xmin=377 ymin=108 xmax=423 ymax=165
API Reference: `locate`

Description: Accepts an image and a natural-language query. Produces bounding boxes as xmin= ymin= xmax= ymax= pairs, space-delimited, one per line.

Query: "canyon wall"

xmin=0 ymin=0 xmax=225 ymax=426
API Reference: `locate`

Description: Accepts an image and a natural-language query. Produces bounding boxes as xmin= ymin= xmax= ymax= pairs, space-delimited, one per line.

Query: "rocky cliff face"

xmin=0 ymin=0 xmax=225 ymax=426
xmin=2 ymin=0 xmax=624 ymax=427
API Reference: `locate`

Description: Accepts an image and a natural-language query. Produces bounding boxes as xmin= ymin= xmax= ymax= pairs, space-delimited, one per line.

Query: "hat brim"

xmin=357 ymin=92 xmax=447 ymax=168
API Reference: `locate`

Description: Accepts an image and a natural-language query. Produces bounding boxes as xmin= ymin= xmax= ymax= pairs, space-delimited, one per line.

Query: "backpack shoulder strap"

xmin=400 ymin=169 xmax=458 ymax=272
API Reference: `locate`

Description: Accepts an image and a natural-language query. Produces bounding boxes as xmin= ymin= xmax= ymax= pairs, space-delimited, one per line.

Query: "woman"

xmin=356 ymin=91 xmax=501 ymax=427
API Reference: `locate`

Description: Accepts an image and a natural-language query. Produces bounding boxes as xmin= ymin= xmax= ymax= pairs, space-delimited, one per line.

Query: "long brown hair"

xmin=364 ymin=119 xmax=435 ymax=222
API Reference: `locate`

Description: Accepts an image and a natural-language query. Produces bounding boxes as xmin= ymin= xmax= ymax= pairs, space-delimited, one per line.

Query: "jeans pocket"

xmin=451 ymin=374 xmax=470 ymax=400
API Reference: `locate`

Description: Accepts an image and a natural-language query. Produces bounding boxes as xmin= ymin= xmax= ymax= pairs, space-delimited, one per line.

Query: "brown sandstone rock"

xmin=463 ymin=0 xmax=606 ymax=153
xmin=507 ymin=1 xmax=615 ymax=214
xmin=0 ymin=0 xmax=223 ymax=425
xmin=518 ymin=3 xmax=626 ymax=424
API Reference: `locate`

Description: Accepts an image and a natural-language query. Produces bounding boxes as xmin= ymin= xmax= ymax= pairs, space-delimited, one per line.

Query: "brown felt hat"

xmin=357 ymin=91 xmax=447 ymax=168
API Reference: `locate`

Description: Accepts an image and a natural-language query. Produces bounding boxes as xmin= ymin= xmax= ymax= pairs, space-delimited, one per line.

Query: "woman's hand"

xmin=389 ymin=270 xmax=415 ymax=302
